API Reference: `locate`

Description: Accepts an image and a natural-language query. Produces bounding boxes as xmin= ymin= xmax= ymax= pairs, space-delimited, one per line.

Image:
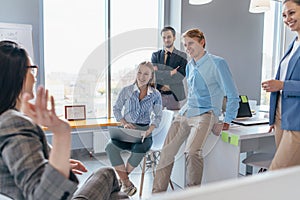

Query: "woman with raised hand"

xmin=0 ymin=40 xmax=127 ymax=200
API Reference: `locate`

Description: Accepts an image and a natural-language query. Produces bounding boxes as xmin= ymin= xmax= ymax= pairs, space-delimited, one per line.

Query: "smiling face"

xmin=283 ymin=1 xmax=300 ymax=35
xmin=162 ymin=30 xmax=176 ymax=49
xmin=182 ymin=36 xmax=205 ymax=61
xmin=136 ymin=63 xmax=153 ymax=88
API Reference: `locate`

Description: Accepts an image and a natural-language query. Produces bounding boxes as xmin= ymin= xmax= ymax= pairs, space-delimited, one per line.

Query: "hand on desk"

xmin=212 ymin=122 xmax=230 ymax=136
xmin=222 ymin=123 xmax=230 ymax=130
xmin=268 ymin=125 xmax=274 ymax=133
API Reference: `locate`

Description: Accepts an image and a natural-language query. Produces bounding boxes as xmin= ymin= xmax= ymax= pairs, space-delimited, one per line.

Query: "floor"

xmin=71 ymin=149 xmax=182 ymax=200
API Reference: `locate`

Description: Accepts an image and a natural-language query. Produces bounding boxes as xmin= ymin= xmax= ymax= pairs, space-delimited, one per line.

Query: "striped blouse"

xmin=113 ymin=84 xmax=162 ymax=128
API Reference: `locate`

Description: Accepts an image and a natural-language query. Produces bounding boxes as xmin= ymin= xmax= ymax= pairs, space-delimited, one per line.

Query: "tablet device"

xmin=108 ymin=127 xmax=143 ymax=143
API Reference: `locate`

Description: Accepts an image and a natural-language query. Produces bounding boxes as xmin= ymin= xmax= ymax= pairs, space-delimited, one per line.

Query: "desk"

xmin=171 ymin=123 xmax=276 ymax=188
xmin=43 ymin=118 xmax=120 ymax=130
xmin=45 ymin=118 xmax=120 ymax=151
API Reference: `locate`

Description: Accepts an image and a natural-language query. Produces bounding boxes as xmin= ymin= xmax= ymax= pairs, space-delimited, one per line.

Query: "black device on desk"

xmin=236 ymin=95 xmax=252 ymax=118
xmin=232 ymin=95 xmax=269 ymax=126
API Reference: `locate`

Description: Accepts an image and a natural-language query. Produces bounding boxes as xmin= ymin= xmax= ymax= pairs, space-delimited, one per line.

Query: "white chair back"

xmin=0 ymin=194 xmax=12 ymax=200
xmin=151 ymin=110 xmax=174 ymax=151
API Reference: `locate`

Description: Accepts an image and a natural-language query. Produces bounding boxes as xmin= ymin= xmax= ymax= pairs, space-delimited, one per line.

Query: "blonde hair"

xmin=135 ymin=61 xmax=156 ymax=88
xmin=182 ymin=28 xmax=206 ymax=48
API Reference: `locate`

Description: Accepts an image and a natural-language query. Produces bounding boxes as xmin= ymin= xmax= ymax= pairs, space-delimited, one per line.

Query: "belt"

xmin=160 ymin=90 xmax=173 ymax=95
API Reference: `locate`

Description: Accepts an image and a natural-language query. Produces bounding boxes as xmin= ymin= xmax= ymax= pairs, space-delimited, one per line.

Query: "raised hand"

xmin=21 ymin=86 xmax=71 ymax=134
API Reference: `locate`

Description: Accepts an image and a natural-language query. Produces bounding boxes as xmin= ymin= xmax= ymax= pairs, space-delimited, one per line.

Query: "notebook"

xmin=232 ymin=95 xmax=269 ymax=126
xmin=108 ymin=127 xmax=143 ymax=143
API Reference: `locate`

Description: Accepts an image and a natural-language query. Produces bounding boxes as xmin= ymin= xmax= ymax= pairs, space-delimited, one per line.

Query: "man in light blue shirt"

xmin=153 ymin=28 xmax=239 ymax=193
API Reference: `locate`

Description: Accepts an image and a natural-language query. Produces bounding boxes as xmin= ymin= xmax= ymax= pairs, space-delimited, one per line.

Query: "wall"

xmin=181 ymin=0 xmax=264 ymax=102
xmin=0 ymin=0 xmax=43 ymax=84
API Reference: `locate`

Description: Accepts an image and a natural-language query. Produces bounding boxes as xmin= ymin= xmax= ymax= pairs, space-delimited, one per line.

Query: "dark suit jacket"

xmin=151 ymin=48 xmax=187 ymax=101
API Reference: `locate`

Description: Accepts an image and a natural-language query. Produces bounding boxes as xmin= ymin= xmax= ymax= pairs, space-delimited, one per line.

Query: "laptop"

xmin=108 ymin=127 xmax=143 ymax=143
xmin=232 ymin=95 xmax=269 ymax=126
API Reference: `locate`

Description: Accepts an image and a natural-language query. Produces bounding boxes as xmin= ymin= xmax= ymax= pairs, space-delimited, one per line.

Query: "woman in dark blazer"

xmin=262 ymin=0 xmax=300 ymax=170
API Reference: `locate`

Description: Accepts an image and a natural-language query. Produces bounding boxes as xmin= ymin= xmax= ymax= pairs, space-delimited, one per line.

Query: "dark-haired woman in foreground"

xmin=0 ymin=40 xmax=128 ymax=200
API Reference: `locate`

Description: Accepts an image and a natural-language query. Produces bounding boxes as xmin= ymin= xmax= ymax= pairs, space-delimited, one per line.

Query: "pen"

xmin=141 ymin=134 xmax=146 ymax=143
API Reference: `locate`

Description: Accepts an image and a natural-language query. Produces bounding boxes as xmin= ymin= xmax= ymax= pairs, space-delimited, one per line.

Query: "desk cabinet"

xmin=171 ymin=124 xmax=276 ymax=187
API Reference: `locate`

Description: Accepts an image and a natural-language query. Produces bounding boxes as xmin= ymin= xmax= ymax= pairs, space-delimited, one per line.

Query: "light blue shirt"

xmin=179 ymin=52 xmax=239 ymax=123
xmin=113 ymin=84 xmax=162 ymax=128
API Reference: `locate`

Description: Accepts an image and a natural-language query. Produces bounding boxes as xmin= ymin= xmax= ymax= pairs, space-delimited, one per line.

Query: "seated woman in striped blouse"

xmin=105 ymin=61 xmax=162 ymax=196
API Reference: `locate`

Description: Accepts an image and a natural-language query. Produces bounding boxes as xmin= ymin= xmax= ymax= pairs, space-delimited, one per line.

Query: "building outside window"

xmin=43 ymin=0 xmax=161 ymax=118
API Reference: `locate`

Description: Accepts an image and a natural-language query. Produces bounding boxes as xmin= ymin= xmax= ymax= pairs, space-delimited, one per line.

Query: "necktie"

xmin=165 ymin=51 xmax=171 ymax=66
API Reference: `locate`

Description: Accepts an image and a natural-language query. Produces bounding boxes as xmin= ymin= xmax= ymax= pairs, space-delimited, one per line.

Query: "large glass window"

xmin=260 ymin=1 xmax=283 ymax=106
xmin=110 ymin=0 xmax=160 ymax=113
xmin=44 ymin=0 xmax=161 ymax=118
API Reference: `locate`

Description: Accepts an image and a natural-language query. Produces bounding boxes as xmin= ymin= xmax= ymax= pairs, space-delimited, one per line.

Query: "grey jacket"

xmin=0 ymin=109 xmax=78 ymax=200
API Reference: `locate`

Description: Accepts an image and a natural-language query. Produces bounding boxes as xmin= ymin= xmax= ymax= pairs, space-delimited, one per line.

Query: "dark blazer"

xmin=269 ymin=37 xmax=300 ymax=131
xmin=151 ymin=48 xmax=187 ymax=101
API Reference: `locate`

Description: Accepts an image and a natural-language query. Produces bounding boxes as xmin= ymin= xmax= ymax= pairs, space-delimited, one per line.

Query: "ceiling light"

xmin=189 ymin=0 xmax=213 ymax=5
xmin=249 ymin=0 xmax=270 ymax=13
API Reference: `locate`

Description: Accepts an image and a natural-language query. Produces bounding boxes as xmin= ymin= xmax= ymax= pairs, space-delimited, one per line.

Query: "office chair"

xmin=139 ymin=109 xmax=174 ymax=197
xmin=0 ymin=193 xmax=12 ymax=200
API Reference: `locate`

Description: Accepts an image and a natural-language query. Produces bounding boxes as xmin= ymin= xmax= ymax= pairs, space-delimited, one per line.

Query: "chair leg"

xmin=169 ymin=179 xmax=174 ymax=190
xmin=139 ymin=156 xmax=147 ymax=197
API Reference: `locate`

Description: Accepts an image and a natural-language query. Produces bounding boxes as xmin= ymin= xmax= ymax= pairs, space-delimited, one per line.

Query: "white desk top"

xmin=228 ymin=124 xmax=273 ymax=140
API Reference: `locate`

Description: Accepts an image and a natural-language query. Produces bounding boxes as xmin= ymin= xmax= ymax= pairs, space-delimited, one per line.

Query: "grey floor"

xmin=71 ymin=149 xmax=182 ymax=200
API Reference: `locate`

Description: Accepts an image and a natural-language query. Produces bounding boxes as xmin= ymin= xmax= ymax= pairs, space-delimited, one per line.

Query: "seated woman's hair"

xmin=0 ymin=40 xmax=29 ymax=114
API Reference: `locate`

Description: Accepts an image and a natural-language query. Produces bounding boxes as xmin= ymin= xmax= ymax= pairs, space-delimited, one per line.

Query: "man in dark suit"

xmin=151 ymin=26 xmax=188 ymax=110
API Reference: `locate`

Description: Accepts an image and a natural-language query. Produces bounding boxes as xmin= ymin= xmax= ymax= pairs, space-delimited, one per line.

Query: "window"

xmin=260 ymin=1 xmax=283 ymax=105
xmin=43 ymin=0 xmax=161 ymax=118
xmin=110 ymin=0 xmax=160 ymax=114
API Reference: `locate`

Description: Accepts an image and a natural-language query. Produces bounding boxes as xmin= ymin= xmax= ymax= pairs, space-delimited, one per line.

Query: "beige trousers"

xmin=152 ymin=111 xmax=217 ymax=193
xmin=269 ymin=96 xmax=300 ymax=170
